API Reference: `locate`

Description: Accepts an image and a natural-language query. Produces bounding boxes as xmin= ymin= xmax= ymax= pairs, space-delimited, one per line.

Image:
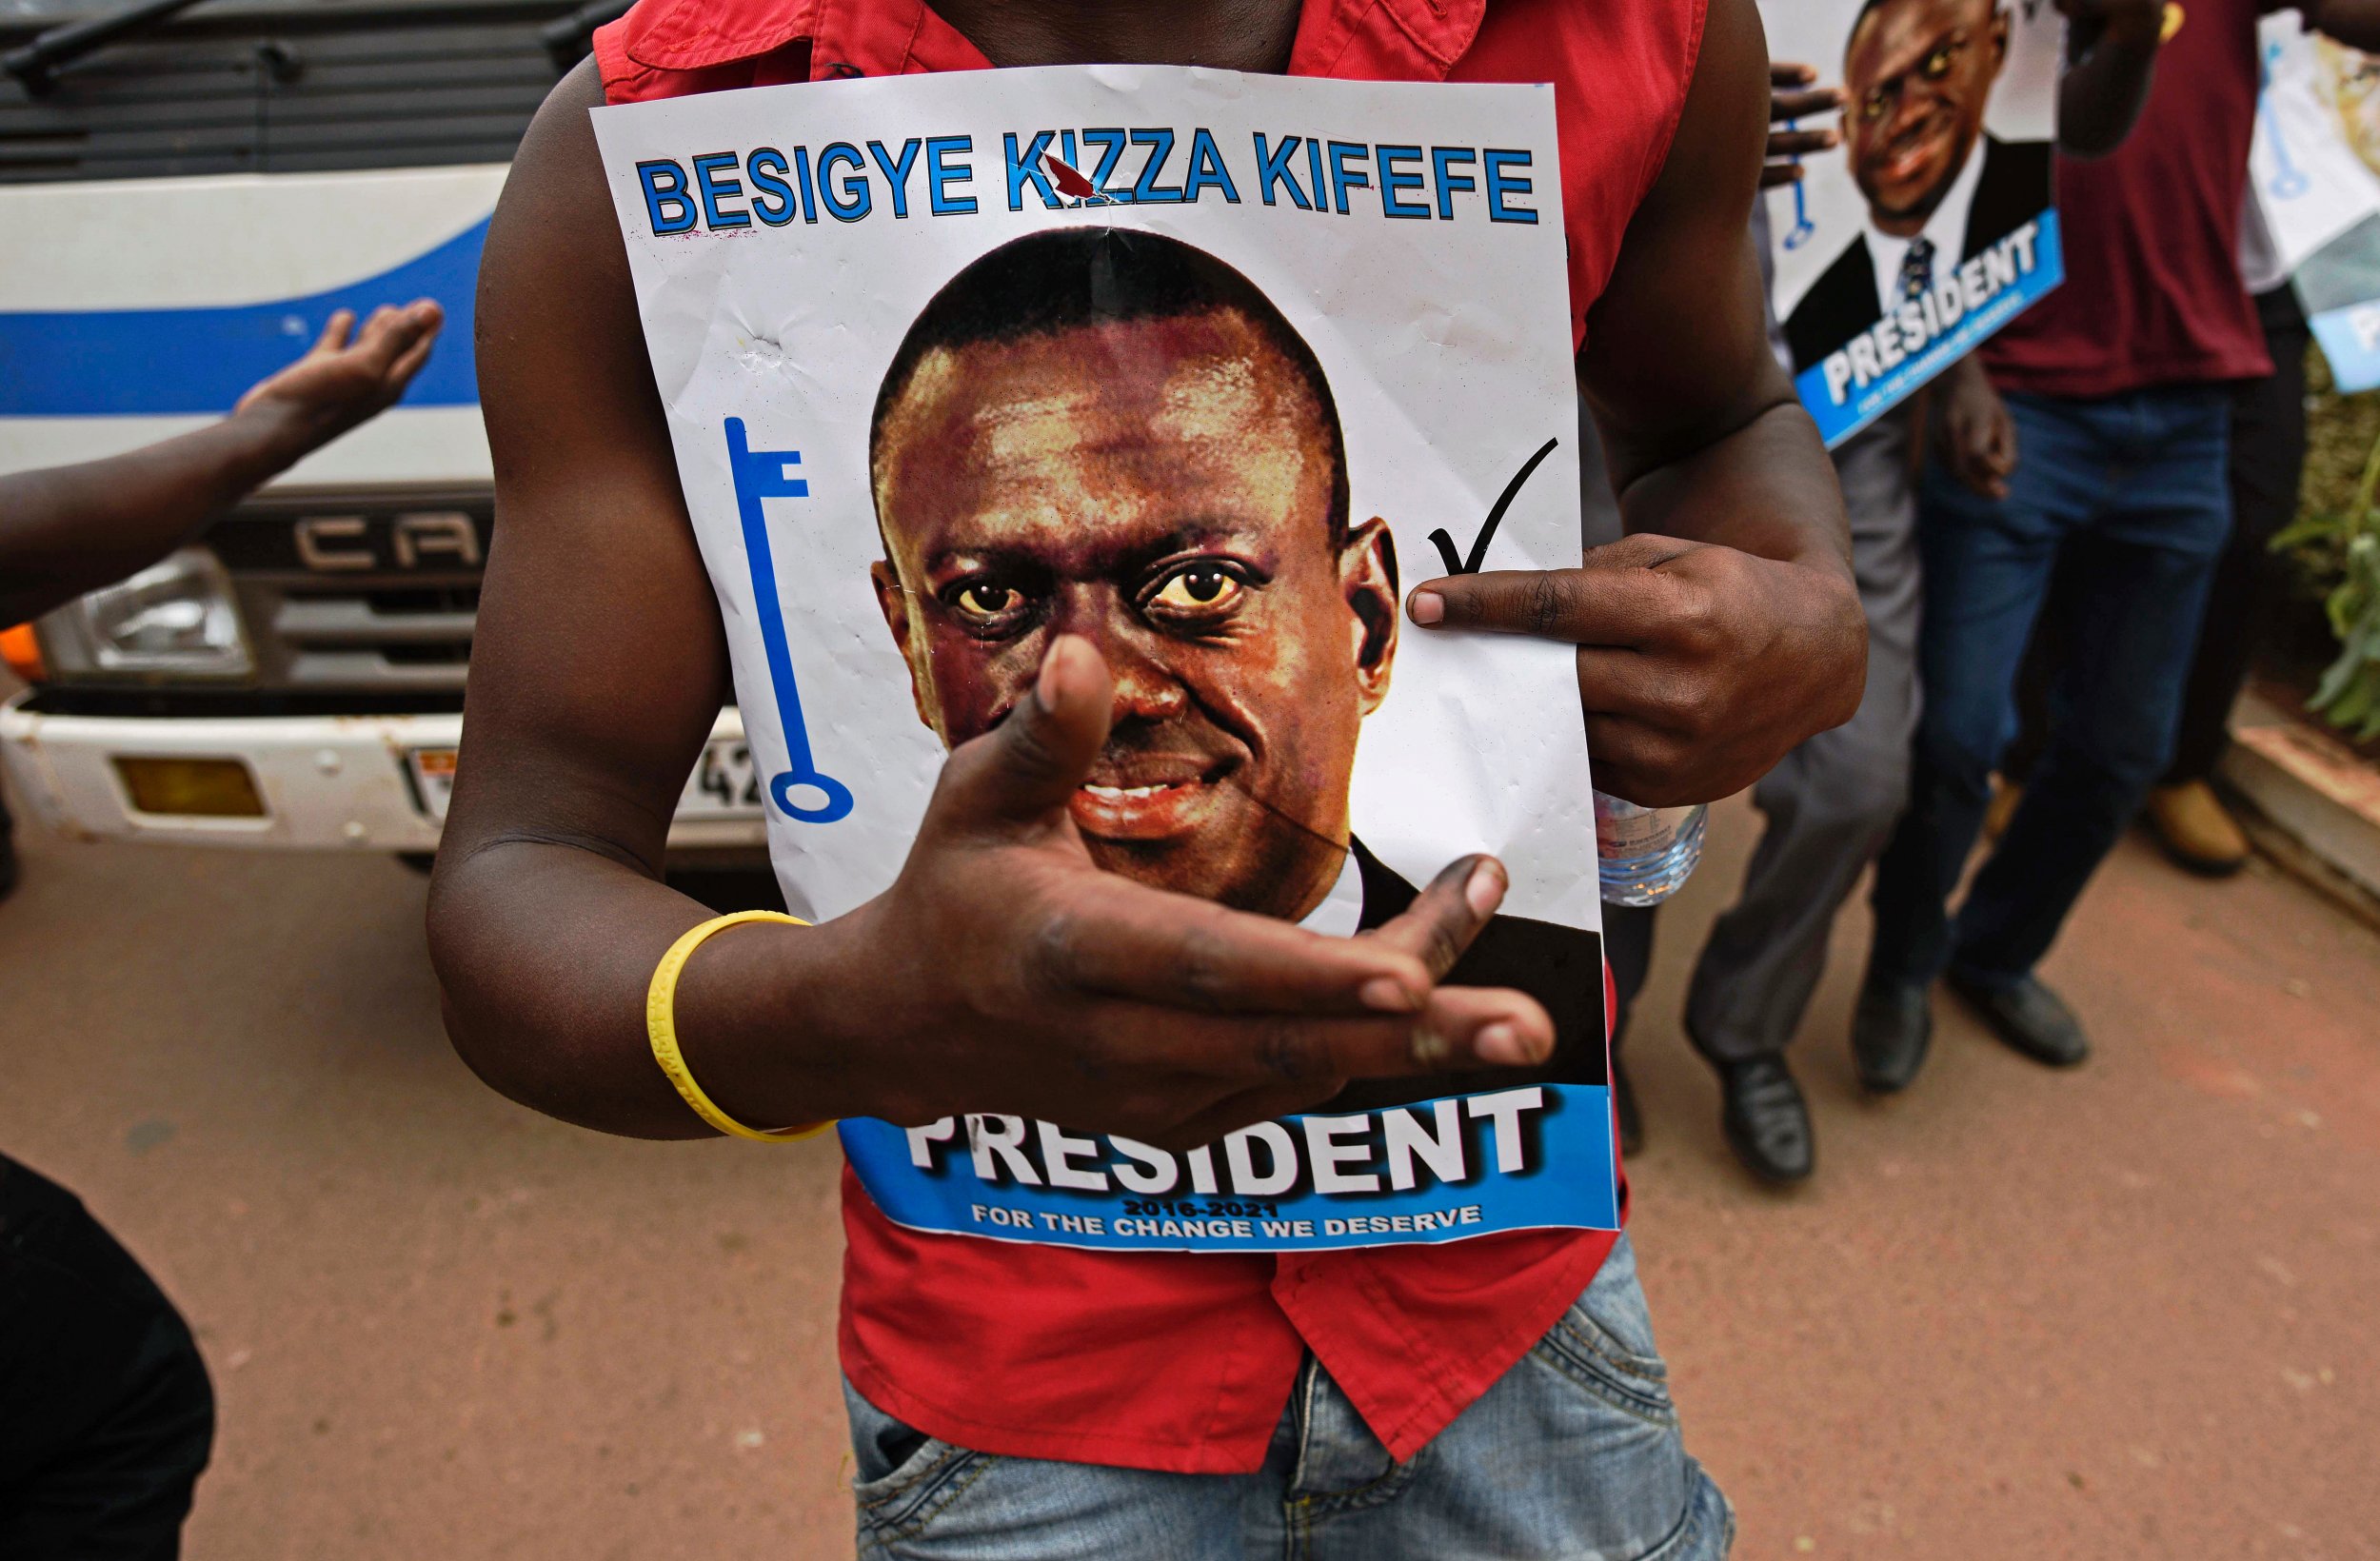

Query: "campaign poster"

xmin=2251 ymin=12 xmax=2380 ymax=391
xmin=590 ymin=68 xmax=1614 ymax=1255
xmin=1760 ymin=0 xmax=2065 ymax=445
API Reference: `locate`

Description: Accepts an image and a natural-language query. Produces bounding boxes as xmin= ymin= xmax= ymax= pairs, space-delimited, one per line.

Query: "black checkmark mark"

xmin=1428 ymin=436 xmax=1560 ymax=576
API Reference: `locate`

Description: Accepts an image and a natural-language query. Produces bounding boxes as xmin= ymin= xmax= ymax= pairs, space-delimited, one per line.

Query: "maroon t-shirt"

xmin=1985 ymin=0 xmax=2273 ymax=396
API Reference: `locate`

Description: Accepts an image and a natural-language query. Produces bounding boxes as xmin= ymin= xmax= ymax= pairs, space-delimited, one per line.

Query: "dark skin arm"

xmin=1410 ymin=0 xmax=1867 ymax=807
xmin=2296 ymin=0 xmax=2380 ymax=51
xmin=429 ymin=60 xmax=1553 ymax=1150
xmin=2057 ymin=0 xmax=2168 ymax=158
xmin=0 ymin=304 xmax=441 ymax=627
xmin=1940 ymin=0 xmax=2174 ymax=487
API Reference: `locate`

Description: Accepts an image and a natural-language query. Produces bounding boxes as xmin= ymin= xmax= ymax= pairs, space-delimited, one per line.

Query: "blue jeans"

xmin=843 ymin=1235 xmax=1732 ymax=1560
xmin=1869 ymin=385 xmax=2231 ymax=988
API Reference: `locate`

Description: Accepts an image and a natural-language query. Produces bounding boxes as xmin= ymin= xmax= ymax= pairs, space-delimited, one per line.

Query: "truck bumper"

xmin=0 ymin=695 xmax=768 ymax=853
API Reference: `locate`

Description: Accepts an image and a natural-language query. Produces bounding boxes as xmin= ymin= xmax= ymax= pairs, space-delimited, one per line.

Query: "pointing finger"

xmin=1105 ymin=981 xmax=1553 ymax=1085
xmin=1361 ymin=854 xmax=1507 ymax=980
xmin=1038 ymin=872 xmax=1435 ymax=1017
xmin=1407 ymin=567 xmax=1644 ymax=646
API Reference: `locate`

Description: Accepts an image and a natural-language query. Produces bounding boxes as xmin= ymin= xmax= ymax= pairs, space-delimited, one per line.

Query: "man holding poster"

xmin=1863 ymin=0 xmax=2380 ymax=1078
xmin=1625 ymin=9 xmax=2163 ymax=1183
xmin=428 ymin=0 xmax=1868 ymax=1552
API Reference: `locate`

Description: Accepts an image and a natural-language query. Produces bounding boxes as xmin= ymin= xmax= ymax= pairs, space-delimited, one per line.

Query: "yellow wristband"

xmin=646 ymin=910 xmax=832 ymax=1142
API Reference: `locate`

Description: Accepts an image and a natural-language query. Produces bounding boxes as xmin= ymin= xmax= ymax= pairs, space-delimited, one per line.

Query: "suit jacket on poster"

xmin=1783 ymin=135 xmax=2053 ymax=374
xmin=1325 ymin=838 xmax=1608 ymax=1113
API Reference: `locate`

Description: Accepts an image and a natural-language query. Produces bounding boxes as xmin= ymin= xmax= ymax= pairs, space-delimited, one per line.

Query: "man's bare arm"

xmin=0 ymin=305 xmax=439 ymax=627
xmin=2057 ymin=0 xmax=2167 ymax=158
xmin=1411 ymin=0 xmax=1866 ymax=806
xmin=2298 ymin=0 xmax=2380 ymax=53
xmin=426 ymin=63 xmax=761 ymax=1137
xmin=428 ymin=63 xmax=1555 ymax=1149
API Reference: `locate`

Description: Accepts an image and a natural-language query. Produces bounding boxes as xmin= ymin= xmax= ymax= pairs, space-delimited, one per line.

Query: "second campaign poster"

xmin=591 ymin=68 xmax=1615 ymax=1254
xmin=2251 ymin=10 xmax=2380 ymax=390
xmin=1762 ymin=0 xmax=2066 ymax=445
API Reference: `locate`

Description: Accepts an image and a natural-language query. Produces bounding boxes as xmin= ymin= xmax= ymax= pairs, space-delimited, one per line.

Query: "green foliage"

xmin=2283 ymin=346 xmax=2379 ymax=600
xmin=2273 ymin=371 xmax=2380 ymax=739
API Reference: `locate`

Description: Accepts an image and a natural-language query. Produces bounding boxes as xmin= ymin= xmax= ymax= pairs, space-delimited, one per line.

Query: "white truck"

xmin=0 ymin=0 xmax=765 ymax=862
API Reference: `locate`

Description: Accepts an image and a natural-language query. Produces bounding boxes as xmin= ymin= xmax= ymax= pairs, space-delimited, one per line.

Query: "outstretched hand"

xmin=840 ymin=634 xmax=1556 ymax=1149
xmin=234 ymin=300 xmax=445 ymax=457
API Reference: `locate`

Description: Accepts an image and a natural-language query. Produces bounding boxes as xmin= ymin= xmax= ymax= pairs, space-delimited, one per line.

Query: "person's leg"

xmin=1866 ymin=391 xmax=2102 ymax=992
xmin=842 ymin=1378 xmax=1275 ymax=1559
xmin=1680 ymin=412 xmax=1922 ymax=1174
xmin=2147 ymin=287 xmax=2309 ymax=871
xmin=1950 ymin=386 xmax=2233 ymax=987
xmin=1600 ymin=903 xmax=1656 ymax=1154
xmin=0 ymin=1156 xmax=214 ymax=1561
xmin=1303 ymin=1234 xmax=1731 ymax=1561
xmin=1687 ymin=412 xmax=1923 ymax=1063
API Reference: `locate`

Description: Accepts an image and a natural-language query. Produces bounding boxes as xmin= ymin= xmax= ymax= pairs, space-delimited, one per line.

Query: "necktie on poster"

xmin=1758 ymin=0 xmax=2067 ymax=446
xmin=1897 ymin=236 xmax=1936 ymax=303
xmin=589 ymin=68 xmax=1618 ymax=1254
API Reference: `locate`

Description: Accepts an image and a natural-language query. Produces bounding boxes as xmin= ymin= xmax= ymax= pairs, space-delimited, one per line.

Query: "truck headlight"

xmin=65 ymin=549 xmax=252 ymax=677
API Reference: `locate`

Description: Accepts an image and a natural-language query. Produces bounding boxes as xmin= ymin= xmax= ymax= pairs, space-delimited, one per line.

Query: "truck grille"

xmin=208 ymin=493 xmax=488 ymax=693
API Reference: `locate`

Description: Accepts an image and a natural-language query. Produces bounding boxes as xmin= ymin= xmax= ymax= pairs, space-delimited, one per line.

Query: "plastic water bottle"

xmin=1595 ymin=791 xmax=1708 ymax=906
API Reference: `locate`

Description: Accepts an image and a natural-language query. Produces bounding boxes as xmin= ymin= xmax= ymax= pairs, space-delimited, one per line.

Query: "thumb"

xmin=927 ymin=634 xmax=1113 ymax=838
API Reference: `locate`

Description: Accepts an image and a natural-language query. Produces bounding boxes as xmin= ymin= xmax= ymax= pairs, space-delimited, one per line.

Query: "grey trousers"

xmin=1683 ymin=409 xmax=1922 ymax=1060
xmin=1583 ymin=404 xmax=1922 ymax=1062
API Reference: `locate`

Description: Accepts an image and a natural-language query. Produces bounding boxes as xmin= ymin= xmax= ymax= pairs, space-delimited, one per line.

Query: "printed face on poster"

xmin=1761 ymin=0 xmax=2065 ymax=444
xmin=591 ymin=68 xmax=1616 ymax=1255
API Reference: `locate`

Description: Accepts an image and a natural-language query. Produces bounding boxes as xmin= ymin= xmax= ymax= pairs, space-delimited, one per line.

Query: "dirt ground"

xmin=2 ymin=792 xmax=2375 ymax=1559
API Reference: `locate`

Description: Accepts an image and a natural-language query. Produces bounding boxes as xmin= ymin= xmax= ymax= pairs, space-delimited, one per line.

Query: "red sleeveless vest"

xmin=593 ymin=0 xmax=1698 ymax=1475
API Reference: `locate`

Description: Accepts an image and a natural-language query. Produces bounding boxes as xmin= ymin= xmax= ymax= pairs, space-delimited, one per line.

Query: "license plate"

xmin=407 ymin=747 xmax=459 ymax=820
xmin=406 ymin=739 xmax=766 ymax=822
xmin=683 ymin=738 xmax=765 ymax=816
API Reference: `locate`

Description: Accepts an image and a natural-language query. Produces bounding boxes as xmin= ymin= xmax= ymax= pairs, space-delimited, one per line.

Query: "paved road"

xmin=3 ymin=794 xmax=2375 ymax=1558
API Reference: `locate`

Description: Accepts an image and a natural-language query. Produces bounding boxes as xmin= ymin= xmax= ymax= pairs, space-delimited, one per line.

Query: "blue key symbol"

xmin=724 ymin=417 xmax=856 ymax=824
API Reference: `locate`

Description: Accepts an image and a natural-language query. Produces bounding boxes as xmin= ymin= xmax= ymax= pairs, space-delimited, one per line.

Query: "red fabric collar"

xmin=613 ymin=0 xmax=1485 ymax=83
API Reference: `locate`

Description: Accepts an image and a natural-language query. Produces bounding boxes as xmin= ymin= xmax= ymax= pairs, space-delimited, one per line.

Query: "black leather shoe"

xmin=1716 ymin=1056 xmax=1813 ymax=1185
xmin=1613 ymin=1056 xmax=1643 ymax=1157
xmin=1851 ymin=978 xmax=1933 ymax=1094
xmin=1946 ymin=970 xmax=2089 ymax=1068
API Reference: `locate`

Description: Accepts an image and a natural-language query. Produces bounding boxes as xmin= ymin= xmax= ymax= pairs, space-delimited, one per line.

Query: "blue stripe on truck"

xmin=0 ymin=217 xmax=488 ymax=416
